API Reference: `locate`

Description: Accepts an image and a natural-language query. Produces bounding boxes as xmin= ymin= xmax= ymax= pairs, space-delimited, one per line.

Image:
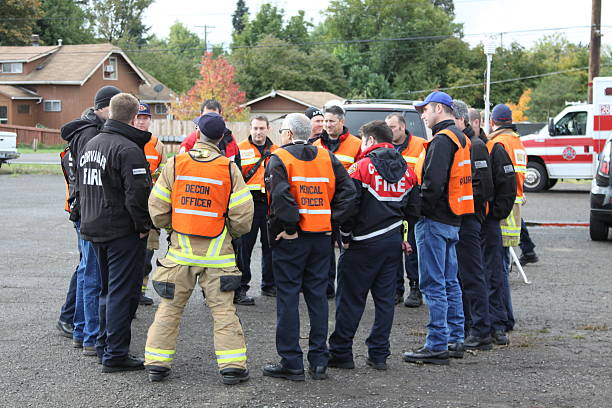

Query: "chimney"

xmin=31 ymin=34 xmax=40 ymax=46
xmin=58 ymin=39 xmax=63 ymax=46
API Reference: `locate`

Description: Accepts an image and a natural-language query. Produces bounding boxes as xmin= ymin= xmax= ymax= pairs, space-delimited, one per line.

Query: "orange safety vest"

xmin=171 ymin=152 xmax=232 ymax=238
xmin=415 ymin=129 xmax=474 ymax=216
xmin=314 ymin=133 xmax=361 ymax=169
xmin=487 ymin=133 xmax=526 ymax=203
xmin=59 ymin=148 xmax=70 ymax=212
xmin=273 ymin=147 xmax=336 ymax=232
xmin=238 ymin=138 xmax=277 ymax=193
xmin=400 ymin=136 xmax=427 ymax=169
xmin=144 ymin=135 xmax=162 ymax=174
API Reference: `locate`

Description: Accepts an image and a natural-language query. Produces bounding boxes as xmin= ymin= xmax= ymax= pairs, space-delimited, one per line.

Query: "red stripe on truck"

xmin=594 ymin=115 xmax=612 ymax=131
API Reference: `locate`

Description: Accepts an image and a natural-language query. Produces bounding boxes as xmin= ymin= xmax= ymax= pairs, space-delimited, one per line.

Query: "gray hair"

xmin=283 ymin=113 xmax=312 ymax=141
xmin=452 ymin=99 xmax=469 ymax=123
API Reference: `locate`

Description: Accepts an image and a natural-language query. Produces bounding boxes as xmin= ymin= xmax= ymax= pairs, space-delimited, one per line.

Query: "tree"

xmin=170 ymin=52 xmax=249 ymax=122
xmin=232 ymin=0 xmax=249 ymax=34
xmin=88 ymin=0 xmax=153 ymax=44
xmin=431 ymin=0 xmax=454 ymax=16
xmin=0 ymin=0 xmax=42 ymax=46
xmin=232 ymin=3 xmax=284 ymax=46
xmin=282 ymin=11 xmax=312 ymax=48
xmin=527 ymin=74 xmax=585 ymax=121
xmin=506 ymin=88 xmax=532 ymax=122
xmin=36 ymin=0 xmax=95 ymax=45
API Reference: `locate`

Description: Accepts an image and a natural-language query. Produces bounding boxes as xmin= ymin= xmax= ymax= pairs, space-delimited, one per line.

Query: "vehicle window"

xmin=344 ymin=110 xmax=426 ymax=139
xmin=554 ymin=111 xmax=587 ymax=136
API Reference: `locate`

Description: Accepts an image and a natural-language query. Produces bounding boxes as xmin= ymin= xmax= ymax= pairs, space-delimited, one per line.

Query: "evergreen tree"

xmin=232 ymin=0 xmax=249 ymax=34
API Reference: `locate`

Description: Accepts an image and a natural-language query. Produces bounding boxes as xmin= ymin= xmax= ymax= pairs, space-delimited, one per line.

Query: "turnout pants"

xmin=330 ymin=233 xmax=401 ymax=363
xmin=482 ymin=216 xmax=509 ymax=332
xmin=396 ymin=225 xmax=419 ymax=296
xmin=415 ymin=217 xmax=464 ymax=351
xmin=457 ymin=215 xmax=490 ymax=338
xmin=239 ymin=200 xmax=274 ymax=292
xmin=93 ymin=233 xmax=146 ymax=363
xmin=273 ymin=234 xmax=330 ymax=370
xmin=144 ymin=260 xmax=247 ymax=371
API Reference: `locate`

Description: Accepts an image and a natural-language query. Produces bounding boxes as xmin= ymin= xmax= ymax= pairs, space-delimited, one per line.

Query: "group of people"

xmin=55 ymin=84 xmax=539 ymax=385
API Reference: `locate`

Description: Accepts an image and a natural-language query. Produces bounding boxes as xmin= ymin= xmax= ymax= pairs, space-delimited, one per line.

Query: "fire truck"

xmin=521 ymin=76 xmax=612 ymax=192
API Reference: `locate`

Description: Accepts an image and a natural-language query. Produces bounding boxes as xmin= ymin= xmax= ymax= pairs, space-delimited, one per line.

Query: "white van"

xmin=521 ymin=76 xmax=612 ymax=192
xmin=0 ymin=131 xmax=20 ymax=167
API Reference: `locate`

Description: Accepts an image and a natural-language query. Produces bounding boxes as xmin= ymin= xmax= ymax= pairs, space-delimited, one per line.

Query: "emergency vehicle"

xmin=521 ymin=77 xmax=612 ymax=192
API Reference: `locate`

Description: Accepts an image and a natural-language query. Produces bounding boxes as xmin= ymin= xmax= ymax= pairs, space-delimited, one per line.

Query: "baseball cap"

xmin=414 ymin=91 xmax=453 ymax=112
xmin=304 ymin=106 xmax=324 ymax=119
xmin=197 ymin=112 xmax=225 ymax=140
xmin=491 ymin=104 xmax=513 ymax=122
xmin=137 ymin=103 xmax=152 ymax=116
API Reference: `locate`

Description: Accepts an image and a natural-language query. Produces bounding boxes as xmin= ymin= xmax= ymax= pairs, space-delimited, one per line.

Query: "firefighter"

xmin=487 ymin=104 xmax=527 ymax=340
xmin=329 ymin=120 xmax=420 ymax=371
xmin=314 ymin=105 xmax=361 ymax=298
xmin=262 ymin=113 xmax=356 ymax=381
xmin=404 ymin=91 xmax=474 ymax=366
xmin=237 ymin=115 xmax=278 ymax=301
xmin=133 ymin=103 xmax=166 ymax=306
xmin=385 ymin=113 xmax=427 ymax=307
xmin=452 ymin=100 xmax=494 ymax=354
xmin=305 ymin=106 xmax=324 ymax=143
xmin=144 ymin=112 xmax=254 ymax=385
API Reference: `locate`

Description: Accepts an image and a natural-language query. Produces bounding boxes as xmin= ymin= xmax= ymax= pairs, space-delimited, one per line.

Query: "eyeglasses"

xmin=278 ymin=128 xmax=290 ymax=134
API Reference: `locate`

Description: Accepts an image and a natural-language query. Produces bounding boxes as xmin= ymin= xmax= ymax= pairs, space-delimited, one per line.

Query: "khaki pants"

xmin=144 ymin=259 xmax=247 ymax=371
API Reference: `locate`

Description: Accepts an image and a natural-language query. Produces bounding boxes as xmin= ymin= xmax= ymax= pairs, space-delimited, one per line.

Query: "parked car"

xmin=342 ymin=99 xmax=429 ymax=140
xmin=590 ymin=137 xmax=612 ymax=241
xmin=0 ymin=131 xmax=20 ymax=167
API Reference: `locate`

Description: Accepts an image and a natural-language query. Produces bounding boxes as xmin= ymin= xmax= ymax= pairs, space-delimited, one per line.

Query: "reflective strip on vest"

xmin=334 ymin=153 xmax=355 ymax=164
xmin=457 ymin=159 xmax=471 ymax=167
xmin=501 ymin=212 xmax=520 ymax=237
xmin=298 ymin=209 xmax=332 ymax=215
xmin=403 ymin=156 xmax=419 ymax=164
xmin=241 ymin=157 xmax=259 ymax=166
xmin=175 ymin=208 xmax=218 ymax=217
xmin=229 ymin=187 xmax=252 ymax=209
xmin=458 ymin=195 xmax=474 ymax=202
xmin=141 ymin=285 xmax=147 ymax=291
xmin=247 ymin=184 xmax=262 ymax=191
xmin=176 ymin=175 xmax=223 ymax=185
xmin=152 ymin=184 xmax=171 ymax=203
xmin=352 ymin=220 xmax=403 ymax=241
xmin=292 ymin=176 xmax=330 ymax=183
xmin=216 ymin=348 xmax=247 ymax=363
xmin=146 ymin=155 xmax=159 ymax=160
xmin=514 ymin=164 xmax=527 ymax=173
xmin=145 ymin=347 xmax=175 ymax=362
xmin=206 ymin=227 xmax=228 ymax=257
xmin=166 ymin=249 xmax=236 ymax=267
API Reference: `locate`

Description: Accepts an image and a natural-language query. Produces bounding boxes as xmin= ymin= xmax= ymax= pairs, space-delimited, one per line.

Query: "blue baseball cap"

xmin=137 ymin=103 xmax=152 ymax=116
xmin=491 ymin=104 xmax=513 ymax=122
xmin=197 ymin=112 xmax=225 ymax=140
xmin=414 ymin=91 xmax=453 ymax=112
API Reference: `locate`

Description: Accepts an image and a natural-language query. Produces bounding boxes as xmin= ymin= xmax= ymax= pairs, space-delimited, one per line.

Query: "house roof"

xmin=0 ymin=46 xmax=59 ymax=63
xmin=137 ymin=69 xmax=176 ymax=103
xmin=0 ymin=85 xmax=41 ymax=100
xmin=245 ymin=89 xmax=345 ymax=109
xmin=0 ymin=44 xmax=149 ymax=86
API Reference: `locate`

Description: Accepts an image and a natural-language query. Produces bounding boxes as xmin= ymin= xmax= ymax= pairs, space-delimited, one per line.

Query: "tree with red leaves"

xmin=170 ymin=52 xmax=249 ymax=121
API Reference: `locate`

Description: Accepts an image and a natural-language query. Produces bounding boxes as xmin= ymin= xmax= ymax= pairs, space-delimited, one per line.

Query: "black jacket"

xmin=60 ymin=109 xmax=106 ymax=220
xmin=464 ymin=125 xmax=494 ymax=223
xmin=488 ymin=140 xmax=517 ymax=220
xmin=420 ymin=120 xmax=467 ymax=227
xmin=264 ymin=142 xmax=356 ymax=241
xmin=78 ymin=119 xmax=153 ymax=242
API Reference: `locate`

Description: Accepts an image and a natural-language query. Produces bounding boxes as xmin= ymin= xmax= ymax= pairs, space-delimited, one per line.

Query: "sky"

xmin=143 ymin=0 xmax=612 ymax=50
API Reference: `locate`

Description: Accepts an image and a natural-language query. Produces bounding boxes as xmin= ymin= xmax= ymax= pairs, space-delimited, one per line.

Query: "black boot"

xmin=448 ymin=342 xmax=465 ymax=359
xmin=403 ymin=347 xmax=449 ymax=365
xmin=147 ymin=365 xmax=170 ymax=382
xmin=404 ymin=282 xmax=423 ymax=308
xmin=519 ymin=252 xmax=539 ymax=266
xmin=139 ymin=292 xmax=154 ymax=305
xmin=234 ymin=288 xmax=255 ymax=306
xmin=492 ymin=330 xmax=510 ymax=345
xmin=464 ymin=335 xmax=493 ymax=350
xmin=262 ymin=363 xmax=305 ymax=381
xmin=220 ymin=368 xmax=249 ymax=385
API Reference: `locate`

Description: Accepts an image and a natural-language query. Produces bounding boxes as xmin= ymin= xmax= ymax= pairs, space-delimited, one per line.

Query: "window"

xmin=1 ymin=63 xmax=23 ymax=73
xmin=0 ymin=106 xmax=7 ymax=124
xmin=554 ymin=111 xmax=587 ymax=136
xmin=43 ymin=100 xmax=61 ymax=112
xmin=17 ymin=104 xmax=30 ymax=114
xmin=103 ymin=56 xmax=118 ymax=80
xmin=154 ymin=103 xmax=167 ymax=115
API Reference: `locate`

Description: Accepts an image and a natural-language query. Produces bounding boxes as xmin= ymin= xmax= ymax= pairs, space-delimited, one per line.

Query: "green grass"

xmin=0 ymin=163 xmax=62 ymax=175
xmin=17 ymin=145 xmax=65 ymax=154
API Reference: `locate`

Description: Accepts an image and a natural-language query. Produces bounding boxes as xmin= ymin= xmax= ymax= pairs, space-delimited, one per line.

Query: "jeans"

xmin=415 ymin=217 xmax=464 ymax=351
xmin=72 ymin=224 xmax=101 ymax=347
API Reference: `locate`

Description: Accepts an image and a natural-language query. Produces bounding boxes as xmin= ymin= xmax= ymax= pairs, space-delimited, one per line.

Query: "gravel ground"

xmin=0 ymin=175 xmax=610 ymax=408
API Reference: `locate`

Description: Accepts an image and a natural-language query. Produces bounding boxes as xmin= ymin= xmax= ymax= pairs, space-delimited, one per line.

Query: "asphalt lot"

xmin=0 ymin=175 xmax=610 ymax=407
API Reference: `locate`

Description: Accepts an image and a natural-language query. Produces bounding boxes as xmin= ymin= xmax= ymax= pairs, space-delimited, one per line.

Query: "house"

xmin=0 ymin=43 xmax=175 ymax=129
xmin=244 ymin=90 xmax=345 ymax=122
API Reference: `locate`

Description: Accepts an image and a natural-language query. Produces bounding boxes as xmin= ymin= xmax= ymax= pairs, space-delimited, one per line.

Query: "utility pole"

xmin=195 ymin=25 xmax=216 ymax=53
xmin=588 ymin=0 xmax=601 ymax=103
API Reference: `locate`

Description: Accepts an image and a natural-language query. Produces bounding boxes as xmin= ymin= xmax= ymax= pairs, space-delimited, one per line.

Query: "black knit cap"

xmin=304 ymin=106 xmax=324 ymax=119
xmin=94 ymin=86 xmax=122 ymax=110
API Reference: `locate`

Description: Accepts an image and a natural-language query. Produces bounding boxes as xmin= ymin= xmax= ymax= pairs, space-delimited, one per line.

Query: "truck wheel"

xmin=546 ymin=178 xmax=558 ymax=190
xmin=524 ymin=161 xmax=548 ymax=192
xmin=589 ymin=212 xmax=609 ymax=241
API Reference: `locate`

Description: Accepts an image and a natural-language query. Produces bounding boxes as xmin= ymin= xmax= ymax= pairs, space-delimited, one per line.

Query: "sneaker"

xmin=139 ymin=293 xmax=154 ymax=306
xmin=404 ymin=286 xmax=423 ymax=308
xmin=261 ymin=287 xmax=277 ymax=297
xmin=220 ymin=368 xmax=249 ymax=385
xmin=464 ymin=335 xmax=493 ymax=351
xmin=83 ymin=346 xmax=97 ymax=356
xmin=492 ymin=330 xmax=510 ymax=345
xmin=448 ymin=342 xmax=465 ymax=359
xmin=519 ymin=252 xmax=539 ymax=266
xmin=101 ymin=355 xmax=145 ymax=373
xmin=403 ymin=347 xmax=449 ymax=365
xmin=234 ymin=289 xmax=255 ymax=306
xmin=147 ymin=365 xmax=170 ymax=382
